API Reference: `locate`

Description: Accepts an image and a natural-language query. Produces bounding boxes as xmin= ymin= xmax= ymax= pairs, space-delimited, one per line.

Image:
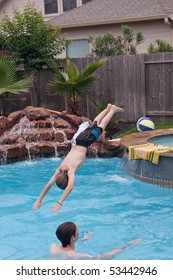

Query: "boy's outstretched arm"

xmin=32 ymin=170 xmax=59 ymax=211
xmin=95 ymin=239 xmax=142 ymax=260
xmin=69 ymin=239 xmax=142 ymax=260
xmin=51 ymin=170 xmax=75 ymax=213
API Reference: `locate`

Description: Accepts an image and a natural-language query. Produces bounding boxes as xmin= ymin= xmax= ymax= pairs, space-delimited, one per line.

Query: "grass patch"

xmin=116 ymin=122 xmax=173 ymax=138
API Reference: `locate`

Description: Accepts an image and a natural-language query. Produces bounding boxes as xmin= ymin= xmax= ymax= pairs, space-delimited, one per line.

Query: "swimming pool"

xmin=150 ymin=135 xmax=173 ymax=147
xmin=0 ymin=157 xmax=173 ymax=260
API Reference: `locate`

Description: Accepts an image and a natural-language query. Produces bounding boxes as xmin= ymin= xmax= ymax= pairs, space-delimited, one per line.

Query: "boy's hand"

xmin=82 ymin=232 xmax=93 ymax=241
xmin=79 ymin=231 xmax=93 ymax=241
xmin=32 ymin=200 xmax=41 ymax=211
xmin=128 ymin=238 xmax=142 ymax=246
xmin=51 ymin=203 xmax=61 ymax=213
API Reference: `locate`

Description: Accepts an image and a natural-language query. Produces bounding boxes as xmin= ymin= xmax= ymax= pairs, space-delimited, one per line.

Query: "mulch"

xmin=105 ymin=122 xmax=136 ymax=139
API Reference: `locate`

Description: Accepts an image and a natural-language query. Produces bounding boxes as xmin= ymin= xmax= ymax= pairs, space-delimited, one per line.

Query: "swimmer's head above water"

xmin=56 ymin=222 xmax=78 ymax=247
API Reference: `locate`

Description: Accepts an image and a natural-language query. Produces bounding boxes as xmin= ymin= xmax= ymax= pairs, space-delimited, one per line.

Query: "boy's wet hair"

xmin=56 ymin=222 xmax=76 ymax=247
xmin=55 ymin=170 xmax=68 ymax=190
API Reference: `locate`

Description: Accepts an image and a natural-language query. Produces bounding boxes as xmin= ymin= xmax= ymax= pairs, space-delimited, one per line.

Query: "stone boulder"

xmin=0 ymin=116 xmax=9 ymax=136
xmin=87 ymin=140 xmax=123 ymax=158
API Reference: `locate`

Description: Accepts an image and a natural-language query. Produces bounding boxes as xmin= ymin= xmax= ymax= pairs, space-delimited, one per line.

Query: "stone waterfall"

xmin=0 ymin=106 xmax=123 ymax=164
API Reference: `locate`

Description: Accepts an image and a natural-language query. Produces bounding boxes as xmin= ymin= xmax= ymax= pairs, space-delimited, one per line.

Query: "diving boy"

xmin=32 ymin=104 xmax=124 ymax=213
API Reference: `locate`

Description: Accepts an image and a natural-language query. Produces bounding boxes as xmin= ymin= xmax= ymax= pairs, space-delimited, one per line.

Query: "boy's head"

xmin=56 ymin=222 xmax=78 ymax=247
xmin=55 ymin=170 xmax=68 ymax=190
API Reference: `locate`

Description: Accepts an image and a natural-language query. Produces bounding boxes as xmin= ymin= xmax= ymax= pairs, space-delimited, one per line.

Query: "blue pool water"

xmin=0 ymin=157 xmax=173 ymax=260
xmin=150 ymin=135 xmax=173 ymax=147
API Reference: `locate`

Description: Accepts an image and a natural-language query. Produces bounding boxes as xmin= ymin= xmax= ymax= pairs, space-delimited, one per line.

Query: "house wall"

xmin=0 ymin=0 xmax=58 ymax=21
xmin=0 ymin=0 xmax=42 ymax=20
xmin=60 ymin=19 xmax=173 ymax=54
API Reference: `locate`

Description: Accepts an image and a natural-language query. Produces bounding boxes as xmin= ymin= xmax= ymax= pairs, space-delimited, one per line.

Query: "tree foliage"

xmin=0 ymin=3 xmax=69 ymax=72
xmin=88 ymin=25 xmax=144 ymax=57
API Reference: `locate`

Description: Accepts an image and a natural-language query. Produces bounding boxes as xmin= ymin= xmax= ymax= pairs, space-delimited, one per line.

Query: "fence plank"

xmin=145 ymin=53 xmax=173 ymax=122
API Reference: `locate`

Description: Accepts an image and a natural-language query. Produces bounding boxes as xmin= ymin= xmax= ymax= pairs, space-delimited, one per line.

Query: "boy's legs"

xmin=93 ymin=103 xmax=112 ymax=125
xmin=98 ymin=105 xmax=124 ymax=131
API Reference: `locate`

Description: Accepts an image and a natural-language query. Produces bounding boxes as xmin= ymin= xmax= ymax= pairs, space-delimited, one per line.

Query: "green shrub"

xmin=148 ymin=39 xmax=173 ymax=53
xmin=88 ymin=25 xmax=144 ymax=57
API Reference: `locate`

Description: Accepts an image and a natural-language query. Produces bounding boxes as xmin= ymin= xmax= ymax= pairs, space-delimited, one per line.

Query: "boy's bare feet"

xmin=107 ymin=103 xmax=112 ymax=110
xmin=112 ymin=105 xmax=124 ymax=113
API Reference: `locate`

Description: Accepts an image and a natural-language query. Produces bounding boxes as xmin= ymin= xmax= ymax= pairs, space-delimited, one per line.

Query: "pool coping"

xmin=120 ymin=128 xmax=173 ymax=157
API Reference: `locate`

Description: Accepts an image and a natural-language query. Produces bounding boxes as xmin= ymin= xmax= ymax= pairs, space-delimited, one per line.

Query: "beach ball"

xmin=136 ymin=117 xmax=155 ymax=132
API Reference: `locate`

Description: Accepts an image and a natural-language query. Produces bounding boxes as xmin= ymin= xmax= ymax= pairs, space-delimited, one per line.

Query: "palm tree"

xmin=47 ymin=58 xmax=107 ymax=115
xmin=0 ymin=56 xmax=33 ymax=114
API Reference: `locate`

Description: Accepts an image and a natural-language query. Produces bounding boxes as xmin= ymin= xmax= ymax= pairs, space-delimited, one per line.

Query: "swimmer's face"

xmin=71 ymin=225 xmax=79 ymax=243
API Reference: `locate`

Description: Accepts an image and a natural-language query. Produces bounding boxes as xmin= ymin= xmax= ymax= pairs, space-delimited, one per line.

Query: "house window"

xmin=82 ymin=0 xmax=92 ymax=4
xmin=63 ymin=0 xmax=76 ymax=12
xmin=44 ymin=0 xmax=58 ymax=14
xmin=67 ymin=39 xmax=89 ymax=58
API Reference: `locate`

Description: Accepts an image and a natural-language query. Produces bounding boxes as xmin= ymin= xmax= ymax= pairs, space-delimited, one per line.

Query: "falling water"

xmin=0 ymin=114 xmax=73 ymax=164
xmin=26 ymin=144 xmax=31 ymax=160
xmin=2 ymin=150 xmax=8 ymax=164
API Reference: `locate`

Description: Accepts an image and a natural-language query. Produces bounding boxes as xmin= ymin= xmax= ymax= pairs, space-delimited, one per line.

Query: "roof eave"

xmin=52 ymin=14 xmax=166 ymax=29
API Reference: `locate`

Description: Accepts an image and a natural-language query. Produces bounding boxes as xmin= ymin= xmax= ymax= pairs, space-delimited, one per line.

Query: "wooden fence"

xmin=1 ymin=53 xmax=173 ymax=122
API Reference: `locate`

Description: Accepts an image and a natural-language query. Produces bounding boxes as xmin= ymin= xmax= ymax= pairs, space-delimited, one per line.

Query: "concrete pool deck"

xmin=120 ymin=128 xmax=173 ymax=157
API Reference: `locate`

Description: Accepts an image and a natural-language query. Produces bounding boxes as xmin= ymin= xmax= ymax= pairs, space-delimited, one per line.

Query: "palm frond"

xmin=46 ymin=60 xmax=60 ymax=75
xmin=47 ymin=60 xmax=68 ymax=83
xmin=60 ymin=71 xmax=69 ymax=82
xmin=73 ymin=76 xmax=96 ymax=95
xmin=0 ymin=56 xmax=32 ymax=96
xmin=48 ymin=81 xmax=72 ymax=95
xmin=0 ymin=76 xmax=33 ymax=95
xmin=0 ymin=56 xmax=17 ymax=87
xmin=78 ymin=58 xmax=107 ymax=79
xmin=66 ymin=59 xmax=79 ymax=80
